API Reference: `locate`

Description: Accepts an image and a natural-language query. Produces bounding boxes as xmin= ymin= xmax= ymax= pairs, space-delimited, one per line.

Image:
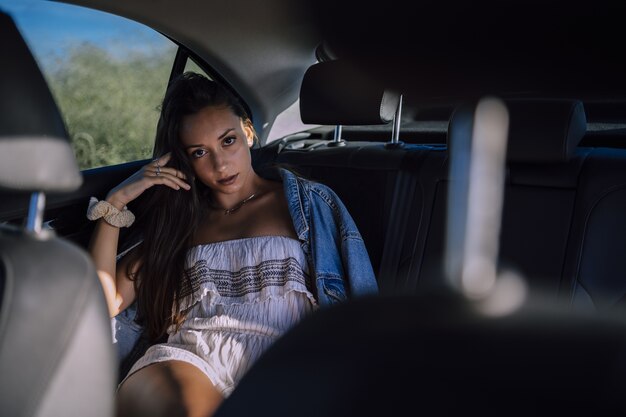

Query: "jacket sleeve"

xmin=335 ymin=196 xmax=379 ymax=297
xmin=310 ymin=184 xmax=379 ymax=298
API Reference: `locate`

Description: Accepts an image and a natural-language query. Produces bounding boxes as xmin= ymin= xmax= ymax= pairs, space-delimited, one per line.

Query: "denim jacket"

xmin=112 ymin=167 xmax=378 ymax=372
xmin=278 ymin=167 xmax=378 ymax=303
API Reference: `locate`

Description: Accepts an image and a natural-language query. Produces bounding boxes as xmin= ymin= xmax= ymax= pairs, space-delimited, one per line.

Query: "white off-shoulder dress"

xmin=121 ymin=236 xmax=318 ymax=397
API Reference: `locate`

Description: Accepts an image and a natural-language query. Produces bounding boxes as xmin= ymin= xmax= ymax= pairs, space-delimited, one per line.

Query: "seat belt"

xmin=377 ymin=152 xmax=427 ymax=294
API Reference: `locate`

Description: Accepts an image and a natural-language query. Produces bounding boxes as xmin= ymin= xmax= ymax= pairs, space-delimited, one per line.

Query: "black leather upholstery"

xmin=447 ymin=99 xmax=587 ymax=164
xmin=299 ymin=60 xmax=400 ymax=125
xmin=215 ymin=292 xmax=626 ymax=417
xmin=505 ymin=99 xmax=586 ymax=163
xmin=563 ymin=147 xmax=626 ymax=310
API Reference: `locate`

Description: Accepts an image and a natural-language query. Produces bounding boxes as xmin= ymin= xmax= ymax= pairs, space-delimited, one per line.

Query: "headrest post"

xmin=386 ymin=94 xmax=404 ymax=149
xmin=327 ymin=124 xmax=346 ymax=147
xmin=334 ymin=125 xmax=343 ymax=141
xmin=26 ymin=191 xmax=45 ymax=234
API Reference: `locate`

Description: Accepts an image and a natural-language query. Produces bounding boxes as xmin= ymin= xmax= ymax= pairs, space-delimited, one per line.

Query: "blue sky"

xmin=0 ymin=0 xmax=171 ymax=69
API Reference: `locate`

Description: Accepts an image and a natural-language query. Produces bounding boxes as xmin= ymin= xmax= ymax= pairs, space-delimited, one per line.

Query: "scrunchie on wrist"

xmin=86 ymin=197 xmax=135 ymax=228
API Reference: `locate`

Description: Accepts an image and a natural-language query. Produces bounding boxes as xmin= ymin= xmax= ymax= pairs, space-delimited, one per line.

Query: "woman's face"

xmin=179 ymin=105 xmax=255 ymax=196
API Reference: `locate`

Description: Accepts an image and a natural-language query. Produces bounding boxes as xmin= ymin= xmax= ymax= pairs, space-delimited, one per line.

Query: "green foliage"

xmin=45 ymin=43 xmax=176 ymax=170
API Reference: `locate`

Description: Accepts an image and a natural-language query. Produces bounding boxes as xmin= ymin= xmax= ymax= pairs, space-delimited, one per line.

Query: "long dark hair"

xmin=128 ymin=72 xmax=254 ymax=342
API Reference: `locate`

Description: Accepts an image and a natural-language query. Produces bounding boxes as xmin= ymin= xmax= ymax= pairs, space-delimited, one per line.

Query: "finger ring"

xmin=156 ymin=165 xmax=161 ymax=176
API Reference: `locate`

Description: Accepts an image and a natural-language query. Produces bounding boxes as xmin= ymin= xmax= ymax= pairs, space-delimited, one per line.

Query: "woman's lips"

xmin=218 ymin=174 xmax=238 ymax=186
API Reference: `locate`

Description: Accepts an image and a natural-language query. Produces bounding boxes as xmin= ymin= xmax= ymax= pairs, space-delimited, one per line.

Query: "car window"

xmin=184 ymin=57 xmax=211 ymax=79
xmin=267 ymin=98 xmax=321 ymax=143
xmin=0 ymin=0 xmax=177 ymax=169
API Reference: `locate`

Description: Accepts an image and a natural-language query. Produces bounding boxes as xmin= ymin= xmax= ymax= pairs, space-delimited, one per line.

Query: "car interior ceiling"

xmin=3 ymin=1 xmax=626 ymax=415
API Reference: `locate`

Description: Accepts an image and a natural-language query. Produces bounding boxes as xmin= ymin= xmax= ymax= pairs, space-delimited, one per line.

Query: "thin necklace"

xmin=214 ymin=192 xmax=257 ymax=215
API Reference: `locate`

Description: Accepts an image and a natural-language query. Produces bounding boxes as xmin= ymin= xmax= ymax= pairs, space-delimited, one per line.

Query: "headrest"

xmin=0 ymin=11 xmax=82 ymax=192
xmin=299 ymin=60 xmax=400 ymax=125
xmin=448 ymin=99 xmax=586 ymax=163
xmin=505 ymin=99 xmax=586 ymax=163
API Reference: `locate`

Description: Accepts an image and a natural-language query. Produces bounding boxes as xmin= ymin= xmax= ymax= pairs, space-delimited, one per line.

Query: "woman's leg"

xmin=116 ymin=360 xmax=224 ymax=417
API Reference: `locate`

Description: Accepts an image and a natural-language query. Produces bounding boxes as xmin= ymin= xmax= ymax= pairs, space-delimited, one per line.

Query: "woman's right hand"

xmin=105 ymin=152 xmax=191 ymax=209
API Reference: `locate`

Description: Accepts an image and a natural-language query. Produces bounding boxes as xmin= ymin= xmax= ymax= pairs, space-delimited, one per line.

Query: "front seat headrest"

xmin=0 ymin=10 xmax=82 ymax=192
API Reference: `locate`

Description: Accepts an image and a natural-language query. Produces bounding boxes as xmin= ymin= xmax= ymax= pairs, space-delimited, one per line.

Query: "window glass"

xmin=267 ymin=99 xmax=320 ymax=143
xmin=0 ymin=0 xmax=177 ymax=169
xmin=184 ymin=58 xmax=212 ymax=79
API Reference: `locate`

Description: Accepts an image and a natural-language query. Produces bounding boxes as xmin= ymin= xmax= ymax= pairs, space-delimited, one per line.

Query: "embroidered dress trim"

xmin=178 ymin=236 xmax=315 ymax=311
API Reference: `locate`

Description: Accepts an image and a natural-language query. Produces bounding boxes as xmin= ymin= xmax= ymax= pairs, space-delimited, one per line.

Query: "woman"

xmin=88 ymin=72 xmax=377 ymax=417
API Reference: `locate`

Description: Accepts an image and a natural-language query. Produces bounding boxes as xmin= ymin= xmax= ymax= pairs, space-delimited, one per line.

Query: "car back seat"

xmin=408 ymin=99 xmax=588 ymax=297
xmin=272 ymin=143 xmax=418 ymax=282
xmin=255 ymin=60 xmax=417 ymax=283
xmin=259 ymin=60 xmax=626 ymax=314
xmin=563 ymin=146 xmax=626 ymax=310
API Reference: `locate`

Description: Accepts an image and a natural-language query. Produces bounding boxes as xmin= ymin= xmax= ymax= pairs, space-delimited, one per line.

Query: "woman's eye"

xmin=223 ymin=136 xmax=237 ymax=146
xmin=191 ymin=149 xmax=207 ymax=158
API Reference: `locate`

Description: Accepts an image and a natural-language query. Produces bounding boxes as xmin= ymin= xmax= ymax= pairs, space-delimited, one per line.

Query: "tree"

xmin=45 ymin=43 xmax=175 ymax=170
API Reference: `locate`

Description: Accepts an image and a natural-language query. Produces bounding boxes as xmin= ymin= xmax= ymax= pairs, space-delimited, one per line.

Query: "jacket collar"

xmin=278 ymin=167 xmax=309 ymax=242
